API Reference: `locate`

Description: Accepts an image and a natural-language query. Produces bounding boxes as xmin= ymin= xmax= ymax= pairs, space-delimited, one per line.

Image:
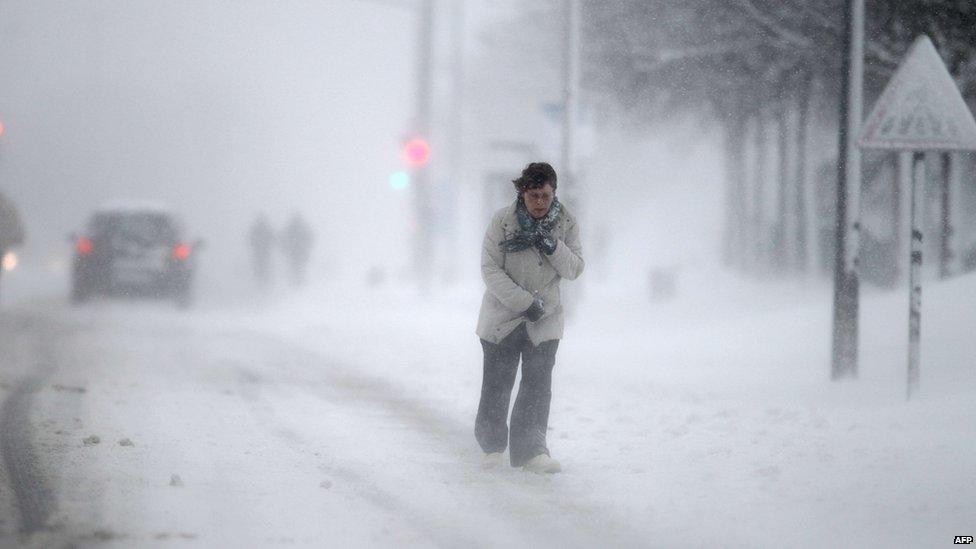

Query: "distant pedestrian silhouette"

xmin=249 ymin=213 xmax=275 ymax=292
xmin=280 ymin=212 xmax=314 ymax=287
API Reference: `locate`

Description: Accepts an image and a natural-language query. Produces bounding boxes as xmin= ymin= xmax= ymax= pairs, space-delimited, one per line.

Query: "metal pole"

xmin=907 ymin=151 xmax=924 ymax=400
xmin=560 ymin=0 xmax=580 ymax=209
xmin=412 ymin=0 xmax=434 ymax=291
xmin=444 ymin=0 xmax=464 ymax=283
xmin=830 ymin=0 xmax=864 ymax=380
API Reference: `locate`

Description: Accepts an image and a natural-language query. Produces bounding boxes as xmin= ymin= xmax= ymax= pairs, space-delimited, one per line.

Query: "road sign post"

xmin=859 ymin=35 xmax=976 ymax=400
xmin=907 ymin=151 xmax=923 ymax=398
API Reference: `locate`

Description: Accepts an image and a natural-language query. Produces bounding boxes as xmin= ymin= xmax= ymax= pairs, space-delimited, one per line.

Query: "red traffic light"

xmin=76 ymin=237 xmax=94 ymax=255
xmin=402 ymin=137 xmax=430 ymax=167
xmin=172 ymin=243 xmax=192 ymax=261
xmin=0 ymin=121 xmax=5 ymax=138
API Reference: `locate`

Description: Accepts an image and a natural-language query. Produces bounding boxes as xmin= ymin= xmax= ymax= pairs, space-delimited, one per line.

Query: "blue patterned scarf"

xmin=499 ymin=197 xmax=562 ymax=253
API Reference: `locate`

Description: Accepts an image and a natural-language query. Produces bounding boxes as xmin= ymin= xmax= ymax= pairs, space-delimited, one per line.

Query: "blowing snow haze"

xmin=1 ymin=1 xmax=975 ymax=547
xmin=0 ymin=1 xmax=415 ymax=287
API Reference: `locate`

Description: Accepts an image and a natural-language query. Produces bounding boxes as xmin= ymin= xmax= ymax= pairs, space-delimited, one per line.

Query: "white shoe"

xmin=481 ymin=452 xmax=504 ymax=469
xmin=521 ymin=454 xmax=561 ymax=474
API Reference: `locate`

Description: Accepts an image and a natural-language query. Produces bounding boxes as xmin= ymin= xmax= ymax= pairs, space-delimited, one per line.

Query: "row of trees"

xmin=566 ymin=0 xmax=976 ymax=281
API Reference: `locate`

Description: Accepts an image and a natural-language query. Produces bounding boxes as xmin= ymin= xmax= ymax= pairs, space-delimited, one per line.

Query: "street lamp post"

xmin=412 ymin=0 xmax=434 ymax=291
xmin=349 ymin=0 xmax=438 ymax=290
xmin=831 ymin=0 xmax=864 ymax=381
xmin=560 ymin=0 xmax=580 ymax=212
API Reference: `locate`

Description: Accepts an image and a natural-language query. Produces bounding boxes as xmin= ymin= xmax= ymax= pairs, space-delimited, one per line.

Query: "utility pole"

xmin=412 ymin=0 xmax=434 ymax=291
xmin=560 ymin=0 xmax=580 ymax=211
xmin=353 ymin=0 xmax=437 ymax=290
xmin=444 ymin=0 xmax=465 ymax=283
xmin=830 ymin=0 xmax=864 ymax=380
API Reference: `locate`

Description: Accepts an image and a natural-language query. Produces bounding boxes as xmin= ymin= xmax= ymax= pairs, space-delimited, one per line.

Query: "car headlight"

xmin=2 ymin=251 xmax=18 ymax=272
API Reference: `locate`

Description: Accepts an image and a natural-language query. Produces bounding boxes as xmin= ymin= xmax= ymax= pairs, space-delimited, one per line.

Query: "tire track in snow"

xmin=232 ymin=368 xmax=421 ymax=536
xmin=0 ymin=375 xmax=56 ymax=535
xmin=0 ymin=313 xmax=63 ymax=538
xmin=228 ymin=332 xmax=642 ymax=548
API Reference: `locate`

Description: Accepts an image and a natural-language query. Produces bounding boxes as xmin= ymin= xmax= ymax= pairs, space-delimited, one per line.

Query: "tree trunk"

xmin=772 ymin=103 xmax=790 ymax=272
xmin=753 ymin=112 xmax=768 ymax=271
xmin=722 ymin=112 xmax=747 ymax=270
xmin=795 ymin=71 xmax=812 ymax=274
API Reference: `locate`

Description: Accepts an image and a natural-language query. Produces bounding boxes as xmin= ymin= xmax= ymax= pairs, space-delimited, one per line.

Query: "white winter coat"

xmin=476 ymin=201 xmax=584 ymax=345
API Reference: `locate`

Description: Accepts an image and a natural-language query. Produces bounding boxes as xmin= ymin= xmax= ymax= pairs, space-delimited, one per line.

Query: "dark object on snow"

xmin=649 ymin=268 xmax=677 ymax=303
xmin=523 ymin=298 xmax=545 ymax=322
xmin=475 ymin=323 xmax=559 ymax=467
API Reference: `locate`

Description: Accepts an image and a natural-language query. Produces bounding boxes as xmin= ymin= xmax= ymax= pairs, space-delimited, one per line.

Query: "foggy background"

xmin=1 ymin=0 xmax=418 ymax=291
xmin=4 ymin=1 xmax=975 ymax=300
xmin=0 ymin=0 xmax=727 ymax=299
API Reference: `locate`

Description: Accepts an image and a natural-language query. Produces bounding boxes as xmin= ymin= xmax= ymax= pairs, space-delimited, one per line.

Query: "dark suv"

xmin=71 ymin=204 xmax=200 ymax=307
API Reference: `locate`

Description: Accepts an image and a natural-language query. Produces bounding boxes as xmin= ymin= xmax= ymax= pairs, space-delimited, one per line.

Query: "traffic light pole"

xmin=560 ymin=0 xmax=580 ymax=211
xmin=444 ymin=0 xmax=465 ymax=283
xmin=412 ymin=0 xmax=434 ymax=291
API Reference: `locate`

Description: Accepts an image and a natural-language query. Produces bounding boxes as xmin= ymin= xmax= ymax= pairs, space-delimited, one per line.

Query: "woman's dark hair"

xmin=512 ymin=162 xmax=557 ymax=193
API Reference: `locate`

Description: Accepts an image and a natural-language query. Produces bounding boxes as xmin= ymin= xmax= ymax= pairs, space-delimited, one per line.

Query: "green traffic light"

xmin=389 ymin=171 xmax=410 ymax=190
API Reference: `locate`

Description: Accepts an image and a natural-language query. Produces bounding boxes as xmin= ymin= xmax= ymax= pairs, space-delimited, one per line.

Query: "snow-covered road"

xmin=0 ymin=299 xmax=639 ymax=547
xmin=1 ymin=270 xmax=974 ymax=548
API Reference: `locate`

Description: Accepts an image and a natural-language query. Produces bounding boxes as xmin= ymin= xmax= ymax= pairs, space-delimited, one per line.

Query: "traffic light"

xmin=402 ymin=137 xmax=430 ymax=167
xmin=0 ymin=120 xmax=5 ymax=138
xmin=389 ymin=170 xmax=410 ymax=190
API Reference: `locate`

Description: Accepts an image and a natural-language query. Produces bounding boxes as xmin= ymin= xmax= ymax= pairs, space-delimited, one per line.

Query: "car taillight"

xmin=172 ymin=244 xmax=191 ymax=261
xmin=76 ymin=237 xmax=94 ymax=255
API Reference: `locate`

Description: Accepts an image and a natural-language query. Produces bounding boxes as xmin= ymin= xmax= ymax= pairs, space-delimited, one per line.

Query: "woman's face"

xmin=522 ymin=183 xmax=555 ymax=219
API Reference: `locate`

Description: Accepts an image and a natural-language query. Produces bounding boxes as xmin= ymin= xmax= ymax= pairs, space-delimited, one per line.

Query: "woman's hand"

xmin=523 ymin=297 xmax=545 ymax=321
xmin=535 ymin=228 xmax=557 ymax=255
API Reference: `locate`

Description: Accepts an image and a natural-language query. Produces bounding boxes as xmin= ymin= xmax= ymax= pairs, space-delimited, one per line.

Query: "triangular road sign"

xmin=860 ymin=36 xmax=976 ymax=151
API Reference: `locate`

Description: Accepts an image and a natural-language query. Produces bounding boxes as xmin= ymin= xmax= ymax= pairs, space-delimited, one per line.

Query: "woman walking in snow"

xmin=474 ymin=162 xmax=584 ymax=474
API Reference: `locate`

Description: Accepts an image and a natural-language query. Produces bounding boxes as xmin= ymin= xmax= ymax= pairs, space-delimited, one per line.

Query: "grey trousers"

xmin=475 ymin=323 xmax=559 ymax=466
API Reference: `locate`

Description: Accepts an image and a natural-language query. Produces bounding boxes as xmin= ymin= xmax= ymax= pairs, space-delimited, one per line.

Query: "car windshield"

xmin=90 ymin=212 xmax=177 ymax=244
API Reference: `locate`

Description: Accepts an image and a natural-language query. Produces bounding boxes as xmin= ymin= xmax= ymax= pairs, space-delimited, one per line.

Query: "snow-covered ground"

xmin=255 ymin=270 xmax=976 ymax=547
xmin=4 ymin=264 xmax=975 ymax=547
